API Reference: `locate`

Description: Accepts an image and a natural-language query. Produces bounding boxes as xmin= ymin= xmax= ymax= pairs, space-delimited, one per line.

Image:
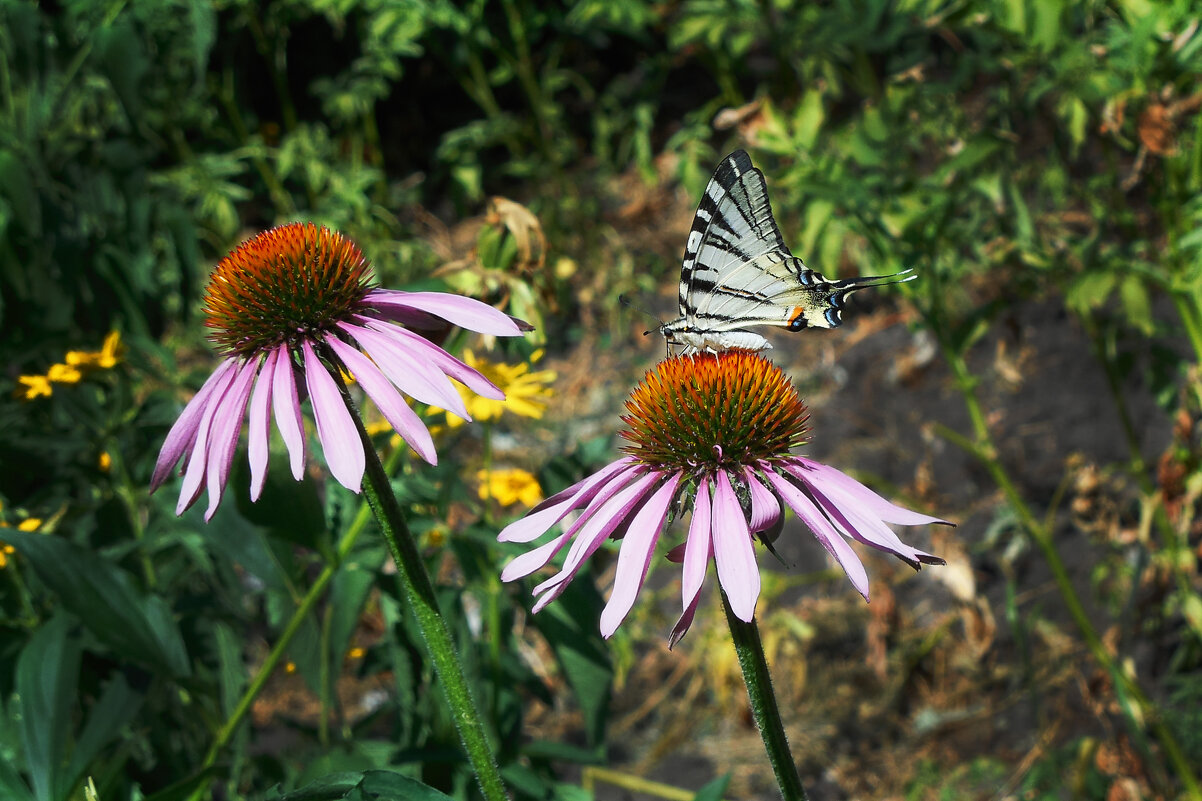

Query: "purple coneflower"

xmin=499 ymin=350 xmax=950 ymax=643
xmin=152 ymin=222 xmax=524 ymax=520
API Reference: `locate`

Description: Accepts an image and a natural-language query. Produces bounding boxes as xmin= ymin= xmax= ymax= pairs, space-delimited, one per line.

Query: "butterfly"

xmin=659 ymin=149 xmax=915 ymax=355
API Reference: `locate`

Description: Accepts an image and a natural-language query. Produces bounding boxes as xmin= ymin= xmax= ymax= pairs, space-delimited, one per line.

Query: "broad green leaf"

xmin=5 ymin=531 xmax=190 ymax=676
xmin=16 ymin=614 xmax=78 ymax=801
xmin=1119 ymin=275 xmax=1155 ymax=335
xmin=1066 ymin=270 xmax=1117 ymax=314
xmin=792 ymin=89 xmax=826 ymax=151
xmin=232 ymin=458 xmax=329 ymax=558
xmin=0 ymin=757 xmax=33 ymax=801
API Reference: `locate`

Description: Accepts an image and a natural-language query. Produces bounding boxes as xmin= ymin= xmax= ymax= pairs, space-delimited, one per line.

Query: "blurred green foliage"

xmin=2 ymin=0 xmax=1202 ymax=798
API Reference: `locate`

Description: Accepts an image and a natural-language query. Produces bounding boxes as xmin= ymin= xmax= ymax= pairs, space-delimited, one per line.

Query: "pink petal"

xmin=764 ymin=469 xmax=870 ymax=600
xmin=301 ymin=340 xmax=364 ymax=493
xmin=530 ymin=471 xmax=663 ymax=613
xmin=790 ymin=457 xmax=950 ymax=527
xmin=500 ymin=530 xmax=575 ymax=582
xmin=362 ymin=317 xmax=503 ymax=400
xmin=325 ymin=335 xmax=437 ymax=465
xmin=176 ymin=361 xmax=241 ymax=515
xmin=599 ymin=473 xmax=682 ymax=638
xmin=803 ymin=477 xmax=937 ymax=567
xmin=744 ymin=466 xmax=782 ymax=533
xmin=681 ymin=474 xmax=713 ymax=616
xmin=204 ymin=358 xmax=259 ymax=521
xmin=711 ymin=470 xmax=760 ymax=622
xmin=669 ymin=592 xmax=702 ymax=649
xmin=366 ymin=289 xmax=524 ymax=336
xmin=340 ymin=321 xmax=472 ymax=418
xmin=272 ymin=347 xmax=306 ymax=480
xmin=152 ymin=360 xmax=237 ymax=491
xmin=497 ymin=459 xmax=636 ymax=543
xmin=247 ymin=349 xmax=277 ymax=501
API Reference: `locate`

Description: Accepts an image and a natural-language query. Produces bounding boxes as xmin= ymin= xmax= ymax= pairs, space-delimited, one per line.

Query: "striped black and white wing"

xmin=678 ymin=150 xmax=792 ymax=324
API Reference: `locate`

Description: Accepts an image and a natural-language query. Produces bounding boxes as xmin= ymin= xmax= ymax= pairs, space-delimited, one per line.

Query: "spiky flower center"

xmin=620 ymin=352 xmax=809 ymax=472
xmin=204 ymin=223 xmax=373 ymax=358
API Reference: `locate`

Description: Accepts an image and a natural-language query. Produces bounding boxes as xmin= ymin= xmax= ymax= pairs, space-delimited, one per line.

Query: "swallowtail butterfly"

xmin=659 ymin=150 xmax=914 ymax=355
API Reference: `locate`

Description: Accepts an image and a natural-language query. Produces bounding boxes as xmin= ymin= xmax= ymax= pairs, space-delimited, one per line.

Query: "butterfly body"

xmin=661 ymin=150 xmax=914 ymax=355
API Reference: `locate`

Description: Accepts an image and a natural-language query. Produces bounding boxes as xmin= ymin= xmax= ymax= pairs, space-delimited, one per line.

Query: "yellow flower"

xmin=16 ymin=375 xmax=52 ymax=400
xmin=99 ymin=452 xmax=113 ymax=472
xmin=66 ymin=330 xmax=123 ymax=370
xmin=347 ymin=646 xmax=366 ymax=660
xmin=445 ymin=350 xmax=555 ymax=429
xmin=47 ymin=363 xmax=83 ymax=384
xmin=17 ymin=518 xmax=41 ymax=532
xmin=0 ymin=544 xmax=14 ymax=569
xmin=477 ymin=468 xmax=543 ymax=507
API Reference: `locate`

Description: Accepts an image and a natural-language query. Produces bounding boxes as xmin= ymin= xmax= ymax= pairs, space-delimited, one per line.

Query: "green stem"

xmin=935 ymin=341 xmax=1202 ymax=799
xmin=350 ymin=397 xmax=509 ymax=801
xmin=720 ymin=591 xmax=808 ymax=801
xmin=1172 ymin=291 xmax=1202 ymax=370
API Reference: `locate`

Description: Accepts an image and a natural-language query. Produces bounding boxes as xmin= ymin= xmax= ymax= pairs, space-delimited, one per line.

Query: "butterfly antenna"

xmin=618 ymin=294 xmax=664 ymax=336
xmin=838 ymin=267 xmax=917 ymax=290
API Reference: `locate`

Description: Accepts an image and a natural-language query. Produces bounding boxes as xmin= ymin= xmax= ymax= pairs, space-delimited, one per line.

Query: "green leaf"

xmin=1119 ymin=275 xmax=1155 ymax=335
xmin=5 ymin=531 xmax=190 ymax=676
xmin=267 ymin=770 xmax=455 ymax=801
xmin=530 ymin=578 xmax=612 ymax=746
xmin=0 ymin=756 xmax=33 ymax=801
xmin=1066 ymin=270 xmax=1117 ymax=314
xmin=17 ymin=614 xmax=79 ymax=801
xmin=232 ymin=458 xmax=329 ymax=557
xmin=65 ymin=674 xmax=142 ymax=792
xmin=692 ymin=773 xmax=732 ymax=801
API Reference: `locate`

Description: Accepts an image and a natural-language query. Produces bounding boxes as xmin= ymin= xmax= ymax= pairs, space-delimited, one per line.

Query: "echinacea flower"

xmin=499 ymin=351 xmax=950 ymax=643
xmin=152 ymin=222 xmax=526 ymax=520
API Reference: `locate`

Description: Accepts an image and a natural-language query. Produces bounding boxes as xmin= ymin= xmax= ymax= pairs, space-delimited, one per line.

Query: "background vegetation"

xmin=2 ymin=0 xmax=1201 ymax=798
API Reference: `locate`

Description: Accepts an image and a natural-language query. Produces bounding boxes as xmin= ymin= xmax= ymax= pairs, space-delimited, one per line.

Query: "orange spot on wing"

xmin=787 ymin=307 xmax=805 ymax=325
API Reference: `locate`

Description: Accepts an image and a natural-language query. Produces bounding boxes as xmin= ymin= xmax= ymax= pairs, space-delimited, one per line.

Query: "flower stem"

xmin=351 ymin=411 xmax=509 ymax=801
xmin=721 ymin=591 xmax=808 ymax=801
xmin=935 ymin=340 xmax=1202 ymax=799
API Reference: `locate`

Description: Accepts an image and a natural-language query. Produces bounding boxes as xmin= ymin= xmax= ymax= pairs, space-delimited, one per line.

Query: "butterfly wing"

xmin=678 ymin=150 xmax=790 ymax=322
xmin=679 ymin=150 xmax=913 ymax=342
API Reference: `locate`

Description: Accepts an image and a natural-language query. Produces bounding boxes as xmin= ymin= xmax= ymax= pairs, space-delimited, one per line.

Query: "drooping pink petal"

xmin=325 ymin=335 xmax=437 ymax=465
xmin=680 ymin=474 xmax=713 ymax=616
xmin=301 ymin=340 xmax=364 ymax=493
xmin=366 ymin=289 xmax=524 ymax=336
xmin=531 ymin=471 xmax=664 ymax=613
xmin=744 ymin=466 xmax=782 ymax=533
xmin=272 ymin=346 xmax=306 ymax=480
xmin=802 ymin=476 xmax=940 ymax=568
xmin=500 ymin=530 xmax=575 ymax=582
xmin=204 ymin=358 xmax=260 ymax=521
xmin=497 ymin=459 xmax=637 ymax=544
xmin=669 ymin=591 xmax=703 ymax=649
xmin=176 ymin=361 xmax=241 ymax=515
xmin=247 ymin=348 xmax=277 ymax=501
xmin=152 ymin=359 xmax=237 ymax=492
xmin=711 ymin=470 xmax=760 ymax=622
xmin=339 ymin=321 xmax=471 ymax=419
xmin=764 ymin=469 xmax=870 ymax=600
xmin=361 ymin=317 xmax=503 ymax=400
xmin=790 ymin=457 xmax=949 ymax=527
xmin=600 ymin=472 xmax=682 ymax=638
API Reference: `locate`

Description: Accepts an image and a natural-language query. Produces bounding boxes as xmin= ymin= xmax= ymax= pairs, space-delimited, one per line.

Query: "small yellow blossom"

xmin=17 ymin=518 xmax=41 ymax=532
xmin=444 ymin=350 xmax=555 ymax=429
xmin=66 ymin=331 xmax=123 ymax=370
xmin=16 ymin=375 xmax=53 ymax=400
xmin=347 ymin=647 xmax=366 ymax=660
xmin=0 ymin=544 xmax=14 ymax=569
xmin=477 ymin=468 xmax=543 ymax=507
xmin=364 ymin=419 xmax=392 ymax=437
xmin=99 ymin=452 xmax=113 ymax=472
xmin=285 ymin=661 xmax=297 ymax=674
xmin=47 ymin=363 xmax=83 ymax=384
